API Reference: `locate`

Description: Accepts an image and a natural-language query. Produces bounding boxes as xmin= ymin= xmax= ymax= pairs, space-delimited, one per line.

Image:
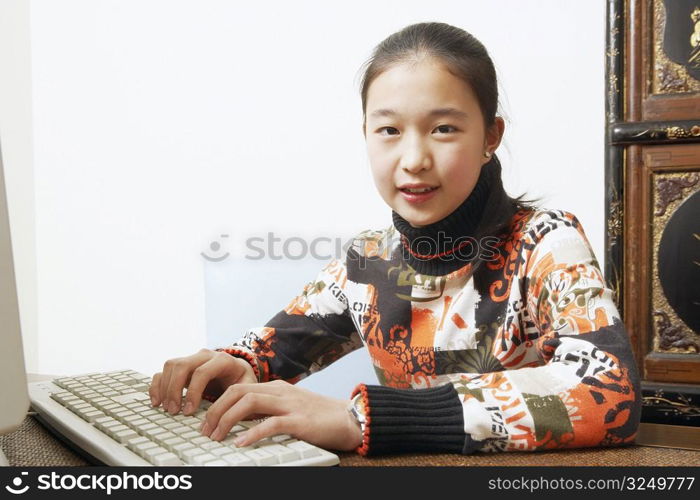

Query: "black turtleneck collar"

xmin=392 ymin=161 xmax=496 ymax=276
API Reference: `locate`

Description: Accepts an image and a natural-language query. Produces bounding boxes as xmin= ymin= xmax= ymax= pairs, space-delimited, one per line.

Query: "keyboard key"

xmin=96 ymin=419 xmax=122 ymax=432
xmin=112 ymin=393 xmax=146 ymax=404
xmin=210 ymin=446 xmax=233 ymax=456
xmin=90 ymin=397 xmax=110 ymax=408
xmin=203 ymin=459 xmax=227 ymax=466
xmin=76 ymin=390 xmax=98 ymax=399
xmin=135 ymin=441 xmax=159 ymax=457
xmin=126 ymin=436 xmax=150 ymax=450
xmin=152 ymin=417 xmax=173 ymax=426
xmin=144 ymin=428 xmax=169 ymax=440
xmin=49 ymin=391 xmax=70 ymax=400
xmin=53 ymin=378 xmax=71 ymax=389
xmin=107 ymin=423 xmax=128 ymax=434
xmin=144 ymin=446 xmax=169 ymax=461
xmin=83 ymin=410 xmax=106 ymax=423
xmin=271 ymin=434 xmax=292 ymax=443
xmin=191 ymin=453 xmax=217 ymax=465
xmin=59 ymin=392 xmax=80 ymax=406
xmin=172 ymin=442 xmax=195 ymax=458
xmin=230 ymin=445 xmax=255 ymax=453
xmin=200 ymin=441 xmax=224 ymax=452
xmin=181 ymin=447 xmax=206 ymax=464
xmin=73 ymin=405 xmax=98 ymax=417
xmin=153 ymin=431 xmax=176 ymax=442
xmin=181 ymin=431 xmax=200 ymax=440
xmin=221 ymin=453 xmax=255 ymax=466
xmin=122 ymin=414 xmax=143 ymax=424
xmin=162 ymin=437 xmax=185 ymax=451
xmin=285 ymin=441 xmax=320 ymax=458
xmin=259 ymin=443 xmax=300 ymax=463
xmin=152 ymin=452 xmax=181 ymax=466
xmin=68 ymin=402 xmax=92 ymax=414
xmin=170 ymin=426 xmax=192 ymax=436
xmin=243 ymin=448 xmax=277 ymax=465
xmin=190 ymin=436 xmax=212 ymax=446
xmin=128 ymin=418 xmax=150 ymax=428
xmin=137 ymin=423 xmax=158 ymax=433
xmin=114 ymin=428 xmax=138 ymax=443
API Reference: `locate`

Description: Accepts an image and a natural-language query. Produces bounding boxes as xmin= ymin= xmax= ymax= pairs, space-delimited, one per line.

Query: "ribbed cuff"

xmin=351 ymin=383 xmax=465 ymax=456
xmin=215 ymin=348 xmax=261 ymax=382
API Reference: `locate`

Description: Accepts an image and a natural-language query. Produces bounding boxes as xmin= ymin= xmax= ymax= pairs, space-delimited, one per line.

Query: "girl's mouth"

xmin=398 ymin=186 xmax=439 ymax=203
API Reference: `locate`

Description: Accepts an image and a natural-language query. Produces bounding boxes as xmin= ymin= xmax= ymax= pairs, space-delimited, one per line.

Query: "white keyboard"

xmin=28 ymin=370 xmax=340 ymax=466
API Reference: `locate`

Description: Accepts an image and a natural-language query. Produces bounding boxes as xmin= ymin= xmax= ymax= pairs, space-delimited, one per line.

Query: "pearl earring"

xmin=484 ymin=151 xmax=492 ymax=158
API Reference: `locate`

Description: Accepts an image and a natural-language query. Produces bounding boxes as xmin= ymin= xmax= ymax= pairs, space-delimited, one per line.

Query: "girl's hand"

xmin=200 ymin=380 xmax=364 ymax=452
xmin=149 ymin=348 xmax=257 ymax=416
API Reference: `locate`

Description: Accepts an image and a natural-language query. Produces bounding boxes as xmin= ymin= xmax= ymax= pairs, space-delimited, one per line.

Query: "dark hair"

xmin=357 ymin=22 xmax=537 ymax=289
xmin=359 ymin=22 xmax=498 ymax=129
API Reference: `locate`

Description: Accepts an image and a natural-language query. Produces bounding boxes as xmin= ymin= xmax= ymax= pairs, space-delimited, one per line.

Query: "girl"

xmin=149 ymin=22 xmax=641 ymax=456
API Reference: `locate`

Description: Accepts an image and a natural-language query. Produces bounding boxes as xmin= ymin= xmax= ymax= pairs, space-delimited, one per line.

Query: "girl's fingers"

xmin=202 ymin=384 xmax=263 ymax=433
xmin=182 ymin=354 xmax=231 ymax=415
xmin=204 ymin=380 xmax=288 ymax=423
xmin=206 ymin=391 xmax=289 ymax=441
xmin=159 ymin=350 xmax=213 ymax=414
xmin=157 ymin=358 xmax=177 ymax=410
xmin=148 ymin=371 xmax=163 ymax=406
xmin=233 ymin=416 xmax=295 ymax=448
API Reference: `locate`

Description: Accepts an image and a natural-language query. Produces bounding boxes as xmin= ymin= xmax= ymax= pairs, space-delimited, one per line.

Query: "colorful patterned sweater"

xmin=219 ymin=164 xmax=642 ymax=455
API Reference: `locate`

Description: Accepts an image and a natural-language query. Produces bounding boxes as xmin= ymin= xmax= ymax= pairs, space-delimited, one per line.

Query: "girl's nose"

xmin=400 ymin=139 xmax=432 ymax=173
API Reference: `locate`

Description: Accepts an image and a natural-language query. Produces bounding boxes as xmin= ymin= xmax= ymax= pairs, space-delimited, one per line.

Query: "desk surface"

xmin=2 ymin=416 xmax=699 ymax=467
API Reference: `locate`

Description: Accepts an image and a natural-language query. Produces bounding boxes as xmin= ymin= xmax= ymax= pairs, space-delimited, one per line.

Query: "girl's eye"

xmin=377 ymin=127 xmax=399 ymax=136
xmin=375 ymin=125 xmax=457 ymax=135
xmin=434 ymin=125 xmax=456 ymax=134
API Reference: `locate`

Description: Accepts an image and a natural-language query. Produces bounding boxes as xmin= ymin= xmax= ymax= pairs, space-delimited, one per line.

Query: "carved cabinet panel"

xmin=643 ymin=0 xmax=700 ymax=119
xmin=640 ymin=145 xmax=700 ymax=383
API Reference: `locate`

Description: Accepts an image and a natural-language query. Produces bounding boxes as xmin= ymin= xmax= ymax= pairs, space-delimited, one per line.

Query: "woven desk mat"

xmin=2 ymin=416 xmax=699 ymax=467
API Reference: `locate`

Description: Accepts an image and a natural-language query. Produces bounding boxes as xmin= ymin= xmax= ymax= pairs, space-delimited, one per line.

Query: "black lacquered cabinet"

xmin=605 ymin=0 xmax=700 ymax=449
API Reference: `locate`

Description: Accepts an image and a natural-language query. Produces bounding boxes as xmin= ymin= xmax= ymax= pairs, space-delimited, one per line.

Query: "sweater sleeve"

xmin=351 ymin=218 xmax=642 ymax=456
xmin=217 ymin=258 xmax=363 ymax=384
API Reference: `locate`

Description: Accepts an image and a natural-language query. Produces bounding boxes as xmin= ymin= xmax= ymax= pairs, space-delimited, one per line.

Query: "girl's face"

xmin=364 ymin=57 xmax=504 ymax=227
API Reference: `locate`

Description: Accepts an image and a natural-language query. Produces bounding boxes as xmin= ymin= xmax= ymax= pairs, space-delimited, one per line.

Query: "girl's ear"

xmin=484 ymin=116 xmax=505 ymax=154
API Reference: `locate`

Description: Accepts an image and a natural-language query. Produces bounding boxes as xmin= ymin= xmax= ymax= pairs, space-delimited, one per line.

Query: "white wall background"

xmin=1 ymin=0 xmax=606 ymax=398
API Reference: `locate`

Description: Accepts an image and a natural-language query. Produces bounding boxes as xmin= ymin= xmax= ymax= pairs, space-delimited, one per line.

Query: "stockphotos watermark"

xmin=200 ymin=231 xmax=501 ymax=264
xmin=3 ymin=470 xmax=192 ymax=496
